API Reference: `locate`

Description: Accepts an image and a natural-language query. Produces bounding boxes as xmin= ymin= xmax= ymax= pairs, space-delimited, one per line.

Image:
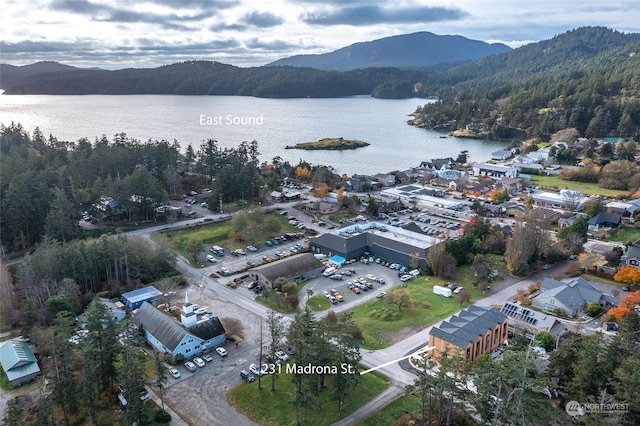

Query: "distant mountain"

xmin=0 ymin=61 xmax=97 ymax=89
xmin=266 ymin=32 xmax=511 ymax=71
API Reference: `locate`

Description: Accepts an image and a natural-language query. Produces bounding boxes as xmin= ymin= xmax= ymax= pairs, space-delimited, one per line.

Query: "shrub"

xmin=586 ymin=303 xmax=602 ymax=317
xmin=155 ymin=410 xmax=172 ymax=422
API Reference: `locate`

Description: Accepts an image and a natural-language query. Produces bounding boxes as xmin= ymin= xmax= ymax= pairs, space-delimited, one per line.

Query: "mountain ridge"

xmin=266 ymin=31 xmax=511 ymax=71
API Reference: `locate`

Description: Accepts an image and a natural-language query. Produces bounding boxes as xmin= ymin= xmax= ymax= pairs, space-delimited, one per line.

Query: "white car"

xmin=376 ymin=291 xmax=386 ymax=298
xmin=220 ymin=267 xmax=230 ymax=275
xmin=237 ymin=248 xmax=247 ymax=255
xmin=206 ymin=254 xmax=217 ymax=263
xmin=367 ymin=274 xmax=377 ymax=281
xmin=400 ymin=274 xmax=412 ymax=282
xmin=247 ymin=245 xmax=257 ymax=252
xmin=193 ymin=357 xmax=206 ymax=368
xmin=202 ymin=354 xmax=213 ymax=362
xmin=169 ymin=368 xmax=181 ymax=379
xmin=249 ymin=363 xmax=262 ymax=376
xmin=275 ymin=350 xmax=289 ymax=362
xmin=322 ymin=290 xmax=331 ymax=298
xmin=216 ymin=347 xmax=228 ymax=357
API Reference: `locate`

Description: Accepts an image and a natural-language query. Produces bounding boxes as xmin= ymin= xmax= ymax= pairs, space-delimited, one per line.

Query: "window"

xmin=485 ymin=334 xmax=490 ymax=351
xmin=466 ymin=347 xmax=471 ymax=360
xmin=494 ymin=327 xmax=500 ymax=344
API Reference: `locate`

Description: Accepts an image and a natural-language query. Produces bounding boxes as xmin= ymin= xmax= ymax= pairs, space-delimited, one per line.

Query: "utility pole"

xmin=219 ymin=195 xmax=223 ymax=214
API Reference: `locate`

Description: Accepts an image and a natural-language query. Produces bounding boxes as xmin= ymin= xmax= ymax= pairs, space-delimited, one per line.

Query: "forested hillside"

xmin=412 ymin=27 xmax=640 ymax=141
xmin=0 ymin=60 xmax=431 ymax=98
xmin=267 ymin=31 xmax=510 ymax=71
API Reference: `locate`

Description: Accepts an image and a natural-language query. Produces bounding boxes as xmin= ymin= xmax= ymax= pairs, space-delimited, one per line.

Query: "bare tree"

xmin=385 ymin=288 xmax=412 ymax=312
xmin=221 ymin=317 xmax=244 ymax=339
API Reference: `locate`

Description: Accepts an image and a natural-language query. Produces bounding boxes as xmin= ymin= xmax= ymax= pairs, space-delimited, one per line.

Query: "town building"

xmin=428 ymin=305 xmax=508 ymax=363
xmin=531 ymin=190 xmax=590 ymax=212
xmin=248 ymin=252 xmax=325 ymax=289
xmin=133 ymin=293 xmax=226 ymax=361
xmin=532 ymin=277 xmax=619 ymax=318
xmin=120 ymin=286 xmax=164 ymax=311
xmin=0 ymin=337 xmax=41 ymax=386
xmin=310 ymin=221 xmax=444 ymax=269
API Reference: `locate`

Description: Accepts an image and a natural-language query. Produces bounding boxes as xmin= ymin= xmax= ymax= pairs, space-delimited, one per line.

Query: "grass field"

xmin=529 ymin=175 xmax=628 ymax=197
xmin=159 ymin=213 xmax=299 ymax=265
xmin=307 ymin=296 xmax=331 ymax=311
xmin=228 ymin=368 xmax=390 ymax=426
xmin=601 ymin=226 xmax=640 ymax=244
xmin=351 ymin=264 xmax=491 ymax=350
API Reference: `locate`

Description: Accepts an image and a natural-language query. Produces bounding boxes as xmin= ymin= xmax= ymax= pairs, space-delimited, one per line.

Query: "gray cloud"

xmin=48 ymin=0 xmax=216 ymax=30
xmin=302 ymin=5 xmax=467 ymax=25
xmin=242 ymin=11 xmax=284 ymax=28
xmin=244 ymin=38 xmax=297 ymax=51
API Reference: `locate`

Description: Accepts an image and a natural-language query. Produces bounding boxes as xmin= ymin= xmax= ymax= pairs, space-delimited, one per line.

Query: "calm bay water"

xmin=0 ymin=94 xmax=507 ymax=175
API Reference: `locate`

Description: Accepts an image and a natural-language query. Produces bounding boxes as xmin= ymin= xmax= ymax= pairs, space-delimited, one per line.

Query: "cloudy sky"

xmin=2 ymin=0 xmax=640 ymax=69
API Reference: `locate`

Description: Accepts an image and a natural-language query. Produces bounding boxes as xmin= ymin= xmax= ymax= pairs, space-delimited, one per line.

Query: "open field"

xmin=529 ymin=175 xmax=628 ymax=197
xmin=228 ymin=368 xmax=390 ymax=426
xmin=159 ymin=213 xmax=299 ymax=265
xmin=351 ymin=264 xmax=488 ymax=350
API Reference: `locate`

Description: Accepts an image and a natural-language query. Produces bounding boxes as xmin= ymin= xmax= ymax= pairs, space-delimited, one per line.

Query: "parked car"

xmin=275 ymin=350 xmax=289 ymax=362
xmin=240 ymin=370 xmax=255 ymax=382
xmin=249 ymin=363 xmax=263 ymax=376
xmin=400 ymin=274 xmax=412 ymax=282
xmin=322 ymin=290 xmax=331 ymax=298
xmin=265 ymin=240 xmax=273 ymax=246
xmin=184 ymin=361 xmax=197 ymax=372
xmin=376 ymin=291 xmax=386 ymax=298
xmin=328 ymin=296 xmax=337 ymax=304
xmin=330 ymin=274 xmax=343 ymax=280
xmin=335 ymin=294 xmax=343 ymax=302
xmin=220 ymin=267 xmax=230 ymax=275
xmin=206 ymin=254 xmax=217 ymax=263
xmin=216 ymin=347 xmax=228 ymax=357
xmin=139 ymin=388 xmax=150 ymax=401
xmin=351 ymin=287 xmax=361 ymax=294
xmin=330 ymin=288 xmax=339 ymax=296
xmin=247 ymin=281 xmax=257 ymax=290
xmin=237 ymin=248 xmax=247 ymax=255
xmin=202 ymin=354 xmax=213 ymax=362
xmin=193 ymin=357 xmax=206 ymax=368
xmin=169 ymin=368 xmax=181 ymax=379
xmin=247 ymin=245 xmax=257 ymax=252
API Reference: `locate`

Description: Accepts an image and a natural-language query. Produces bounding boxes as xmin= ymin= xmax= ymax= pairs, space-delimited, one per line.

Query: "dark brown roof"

xmin=250 ymin=252 xmax=324 ymax=282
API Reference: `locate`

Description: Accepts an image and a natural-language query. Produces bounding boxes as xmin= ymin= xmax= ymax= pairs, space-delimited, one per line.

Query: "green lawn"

xmin=351 ymin=264 xmax=491 ymax=350
xmin=601 ymin=225 xmax=640 ymax=244
xmin=529 ymin=175 xmax=628 ymax=197
xmin=228 ymin=368 xmax=390 ymax=426
xmin=307 ymin=296 xmax=331 ymax=311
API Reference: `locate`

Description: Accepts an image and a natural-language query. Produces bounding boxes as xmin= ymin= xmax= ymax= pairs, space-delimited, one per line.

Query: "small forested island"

xmin=285 ymin=137 xmax=369 ymax=150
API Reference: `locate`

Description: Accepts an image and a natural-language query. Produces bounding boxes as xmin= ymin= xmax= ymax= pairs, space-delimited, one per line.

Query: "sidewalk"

xmin=146 ymin=386 xmax=189 ymax=426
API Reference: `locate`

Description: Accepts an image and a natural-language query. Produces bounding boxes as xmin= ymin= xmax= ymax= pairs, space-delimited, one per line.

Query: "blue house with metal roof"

xmin=121 ymin=286 xmax=164 ymax=311
xmin=0 ymin=337 xmax=41 ymax=386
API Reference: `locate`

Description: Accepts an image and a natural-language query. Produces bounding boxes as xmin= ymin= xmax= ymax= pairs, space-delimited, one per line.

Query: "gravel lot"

xmin=161 ymin=283 xmax=262 ymax=426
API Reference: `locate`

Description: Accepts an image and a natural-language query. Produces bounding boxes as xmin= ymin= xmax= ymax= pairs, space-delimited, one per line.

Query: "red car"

xmin=351 ymin=287 xmax=361 ymax=294
xmin=330 ymin=288 xmax=339 ymax=296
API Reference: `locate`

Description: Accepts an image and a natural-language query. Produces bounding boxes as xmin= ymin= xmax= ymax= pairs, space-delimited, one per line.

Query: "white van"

xmin=323 ymin=267 xmax=336 ymax=277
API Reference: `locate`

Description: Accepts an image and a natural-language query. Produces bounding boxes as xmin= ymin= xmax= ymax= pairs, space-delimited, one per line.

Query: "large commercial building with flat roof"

xmin=309 ymin=221 xmax=444 ymax=269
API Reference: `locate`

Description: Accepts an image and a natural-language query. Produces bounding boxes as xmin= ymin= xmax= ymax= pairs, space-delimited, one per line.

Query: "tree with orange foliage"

xmin=613 ymin=266 xmax=640 ymax=285
xmin=313 ymin=182 xmax=330 ymax=198
xmin=607 ymin=291 xmax=640 ymax=321
xmin=294 ymin=166 xmax=311 ymax=181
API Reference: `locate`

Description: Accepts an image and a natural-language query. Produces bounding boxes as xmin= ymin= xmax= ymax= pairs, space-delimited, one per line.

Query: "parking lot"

xmin=160 ymin=284 xmax=262 ymax=426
